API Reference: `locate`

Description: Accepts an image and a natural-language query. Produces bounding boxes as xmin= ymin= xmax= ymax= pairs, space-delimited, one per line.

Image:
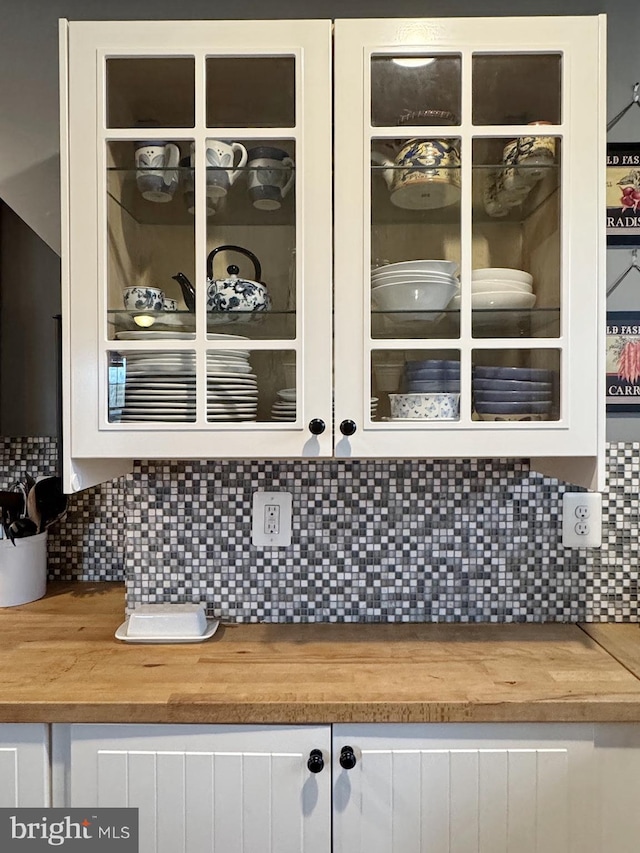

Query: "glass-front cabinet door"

xmin=62 ymin=20 xmax=332 ymax=491
xmin=334 ymin=16 xmax=605 ymax=488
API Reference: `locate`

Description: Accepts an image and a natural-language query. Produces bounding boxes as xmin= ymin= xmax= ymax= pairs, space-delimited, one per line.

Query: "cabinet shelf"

xmin=107 ymin=309 xmax=296 ymax=340
xmin=371 ymin=164 xmax=558 ymax=225
xmin=371 ymin=307 xmax=560 ymax=340
xmin=107 ymin=168 xmax=296 ymax=226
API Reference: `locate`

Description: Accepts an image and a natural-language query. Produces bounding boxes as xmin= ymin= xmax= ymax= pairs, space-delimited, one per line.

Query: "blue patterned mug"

xmin=134 ymin=141 xmax=180 ymax=203
xmin=246 ymin=146 xmax=295 ymax=210
xmin=198 ymin=139 xmax=248 ymax=199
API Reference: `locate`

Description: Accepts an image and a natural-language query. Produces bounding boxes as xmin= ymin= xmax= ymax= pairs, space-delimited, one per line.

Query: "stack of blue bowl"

xmin=405 ymin=359 xmax=460 ymax=393
xmin=472 ymin=366 xmax=555 ymax=421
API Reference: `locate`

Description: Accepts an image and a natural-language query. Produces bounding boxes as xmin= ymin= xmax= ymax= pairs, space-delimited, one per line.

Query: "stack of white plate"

xmin=371 ymin=260 xmax=459 ymax=322
xmin=121 ymin=351 xmax=196 ymax=422
xmin=371 ymin=397 xmax=379 ymax=418
xmin=207 ymin=343 xmax=257 ymax=422
xmin=271 ymin=388 xmax=296 ymax=422
xmin=115 ymin=331 xmax=194 ymax=342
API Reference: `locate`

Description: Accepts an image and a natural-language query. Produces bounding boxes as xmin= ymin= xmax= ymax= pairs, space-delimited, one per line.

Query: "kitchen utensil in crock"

xmin=27 ymin=476 xmax=67 ymax=534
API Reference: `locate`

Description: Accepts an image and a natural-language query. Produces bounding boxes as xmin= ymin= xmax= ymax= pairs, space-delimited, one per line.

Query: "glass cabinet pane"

xmin=371 ymin=349 xmax=461 ymax=422
xmin=207 ymin=349 xmax=296 ymax=423
xmin=471 ymin=136 xmax=561 ymax=339
xmin=370 ymin=348 xmax=560 ymax=424
xmin=106 ymin=140 xmax=196 ymax=341
xmin=371 ymin=137 xmax=461 ymax=340
xmin=471 ymin=349 xmax=561 ymax=422
xmin=106 ymin=58 xmax=195 ymax=128
xmin=371 ymin=55 xmax=461 ymax=127
xmin=205 ymin=140 xmax=296 ymax=340
xmin=108 ymin=350 xmax=196 ymax=423
xmin=109 ymin=348 xmax=298 ymax=424
xmin=206 ymin=57 xmax=295 ymax=128
xmin=472 ymin=54 xmax=561 ymax=125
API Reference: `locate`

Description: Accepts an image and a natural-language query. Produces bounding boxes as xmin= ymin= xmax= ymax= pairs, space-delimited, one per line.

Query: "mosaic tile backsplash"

xmin=2 ymin=438 xmax=639 ymax=622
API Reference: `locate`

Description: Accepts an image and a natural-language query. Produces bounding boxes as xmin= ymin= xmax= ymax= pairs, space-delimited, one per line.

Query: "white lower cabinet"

xmin=52 ymin=724 xmax=332 ymax=853
xmin=334 ymin=724 xmax=597 ymax=853
xmin=52 ymin=722 xmax=640 ymax=853
xmin=0 ymin=724 xmax=50 ymax=806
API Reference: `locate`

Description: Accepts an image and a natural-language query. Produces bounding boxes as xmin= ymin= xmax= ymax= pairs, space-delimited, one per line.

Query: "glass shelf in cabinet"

xmin=207 ymin=310 xmax=296 ymax=341
xmin=108 ymin=309 xmax=196 ymax=336
xmin=469 ymin=307 xmax=560 ymax=338
xmin=371 ymin=163 xmax=558 ymax=225
xmin=371 ymin=307 xmax=560 ymax=340
xmin=371 ymin=310 xmax=460 ymax=340
xmin=107 ymin=167 xmax=295 ymax=226
xmin=107 ymin=309 xmax=297 ymax=340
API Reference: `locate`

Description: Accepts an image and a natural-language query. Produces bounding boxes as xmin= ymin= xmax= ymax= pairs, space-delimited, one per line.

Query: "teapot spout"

xmin=171 ymin=273 xmax=196 ymax=312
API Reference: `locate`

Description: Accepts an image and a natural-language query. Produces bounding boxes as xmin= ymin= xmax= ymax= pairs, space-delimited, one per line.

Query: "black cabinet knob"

xmin=308 ymin=418 xmax=326 ymax=436
xmin=339 ymin=419 xmax=357 ymax=437
xmin=307 ymin=749 xmax=324 ymax=773
xmin=339 ymin=745 xmax=357 ymax=770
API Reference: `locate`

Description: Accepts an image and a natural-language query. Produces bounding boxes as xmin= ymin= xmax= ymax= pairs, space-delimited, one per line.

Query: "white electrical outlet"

xmin=264 ymin=504 xmax=280 ymax=535
xmin=562 ymin=492 xmax=602 ymax=548
xmin=252 ymin=491 xmax=292 ymax=546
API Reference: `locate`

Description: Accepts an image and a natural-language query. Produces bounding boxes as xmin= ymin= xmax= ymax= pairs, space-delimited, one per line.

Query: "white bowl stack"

xmin=471 ymin=268 xmax=536 ymax=309
xmin=371 ymin=260 xmax=459 ymax=322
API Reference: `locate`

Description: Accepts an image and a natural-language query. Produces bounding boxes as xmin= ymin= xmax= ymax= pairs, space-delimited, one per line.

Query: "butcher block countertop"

xmin=2 ymin=583 xmax=640 ymax=724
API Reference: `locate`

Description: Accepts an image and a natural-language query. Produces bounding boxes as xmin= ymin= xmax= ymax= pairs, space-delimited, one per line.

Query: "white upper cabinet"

xmin=60 ymin=20 xmax=333 ymax=492
xmin=334 ymin=16 xmax=605 ymax=489
xmin=61 ymin=16 xmax=605 ymax=492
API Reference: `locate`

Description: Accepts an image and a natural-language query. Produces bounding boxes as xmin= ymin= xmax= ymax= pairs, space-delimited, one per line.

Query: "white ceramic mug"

xmin=134 ymin=141 xmax=181 ymax=203
xmin=246 ymin=146 xmax=295 ymax=210
xmin=196 ymin=139 xmax=248 ymax=198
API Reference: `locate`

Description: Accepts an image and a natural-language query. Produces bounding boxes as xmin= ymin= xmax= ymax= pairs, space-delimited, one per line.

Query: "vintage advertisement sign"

xmin=606 ymin=311 xmax=640 ymax=411
xmin=607 ymin=143 xmax=640 ymax=246
xmin=0 ymin=809 xmax=138 ymax=851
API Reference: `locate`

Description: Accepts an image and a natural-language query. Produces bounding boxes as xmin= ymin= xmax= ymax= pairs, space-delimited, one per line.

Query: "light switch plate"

xmin=252 ymin=491 xmax=293 ymax=546
xmin=562 ymin=492 xmax=602 ymax=548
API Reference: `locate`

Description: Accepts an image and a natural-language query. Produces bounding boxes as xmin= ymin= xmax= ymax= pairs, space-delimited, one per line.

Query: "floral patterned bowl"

xmin=123 ymin=286 xmax=164 ymax=312
xmin=389 ymin=392 xmax=460 ymax=420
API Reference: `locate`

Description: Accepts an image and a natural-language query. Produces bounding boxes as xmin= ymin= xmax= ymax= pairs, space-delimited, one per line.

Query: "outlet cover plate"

xmin=252 ymin=491 xmax=292 ymax=547
xmin=562 ymin=492 xmax=602 ymax=548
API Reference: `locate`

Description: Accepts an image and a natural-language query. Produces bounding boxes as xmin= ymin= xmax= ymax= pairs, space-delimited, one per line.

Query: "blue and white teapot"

xmin=206 ymin=245 xmax=271 ymax=316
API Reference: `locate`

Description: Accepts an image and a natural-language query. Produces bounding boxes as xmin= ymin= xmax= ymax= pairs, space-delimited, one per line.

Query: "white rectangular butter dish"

xmin=126 ymin=603 xmax=208 ymax=638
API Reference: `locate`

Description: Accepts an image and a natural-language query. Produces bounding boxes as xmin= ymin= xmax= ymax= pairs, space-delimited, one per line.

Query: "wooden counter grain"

xmin=580 ymin=623 xmax=640 ymax=679
xmin=2 ymin=583 xmax=640 ymax=724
